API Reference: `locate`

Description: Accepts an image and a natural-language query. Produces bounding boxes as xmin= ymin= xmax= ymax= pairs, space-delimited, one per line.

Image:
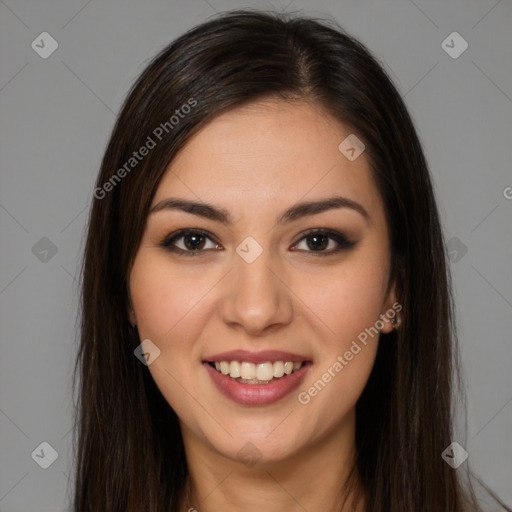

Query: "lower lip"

xmin=204 ymin=362 xmax=311 ymax=405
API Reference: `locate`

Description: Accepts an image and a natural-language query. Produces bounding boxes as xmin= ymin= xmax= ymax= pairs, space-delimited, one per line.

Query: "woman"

xmin=73 ymin=9 xmax=510 ymax=512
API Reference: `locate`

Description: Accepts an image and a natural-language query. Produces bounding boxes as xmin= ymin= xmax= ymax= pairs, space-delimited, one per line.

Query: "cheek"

xmin=295 ymin=258 xmax=389 ymax=348
xmin=129 ymin=253 xmax=218 ymax=345
xmin=129 ymin=255 xmax=216 ymax=425
xmin=294 ymin=267 xmax=385 ymax=426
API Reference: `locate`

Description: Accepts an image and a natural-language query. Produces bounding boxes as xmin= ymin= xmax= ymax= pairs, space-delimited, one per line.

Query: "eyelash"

xmin=159 ymin=228 xmax=357 ymax=257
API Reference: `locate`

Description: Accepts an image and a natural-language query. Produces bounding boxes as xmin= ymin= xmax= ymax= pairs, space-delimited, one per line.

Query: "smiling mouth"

xmin=207 ymin=360 xmax=306 ymax=384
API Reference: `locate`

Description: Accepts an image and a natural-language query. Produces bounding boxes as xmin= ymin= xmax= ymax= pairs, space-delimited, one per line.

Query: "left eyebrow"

xmin=149 ymin=195 xmax=371 ymax=225
xmin=276 ymin=196 xmax=371 ymax=225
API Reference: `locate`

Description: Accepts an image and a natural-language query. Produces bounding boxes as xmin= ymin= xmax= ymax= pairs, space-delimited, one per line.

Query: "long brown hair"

xmin=72 ymin=9 xmax=510 ymax=512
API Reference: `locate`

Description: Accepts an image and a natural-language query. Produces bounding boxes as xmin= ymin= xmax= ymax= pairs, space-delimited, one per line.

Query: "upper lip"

xmin=203 ymin=350 xmax=312 ymax=364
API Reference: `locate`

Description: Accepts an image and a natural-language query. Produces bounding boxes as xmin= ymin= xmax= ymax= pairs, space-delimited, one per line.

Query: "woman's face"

xmin=129 ymin=98 xmax=398 ymax=465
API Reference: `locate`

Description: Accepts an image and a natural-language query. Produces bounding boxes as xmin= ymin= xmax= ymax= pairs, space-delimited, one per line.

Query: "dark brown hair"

xmin=72 ymin=9 xmax=510 ymax=512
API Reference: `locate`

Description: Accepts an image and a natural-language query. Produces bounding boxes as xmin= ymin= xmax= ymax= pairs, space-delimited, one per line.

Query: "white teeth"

xmin=273 ymin=361 xmax=285 ymax=378
xmin=229 ymin=361 xmax=241 ymax=378
xmin=241 ymin=362 xmax=256 ymax=380
xmin=256 ymin=362 xmax=274 ymax=381
xmin=211 ymin=360 xmax=305 ymax=383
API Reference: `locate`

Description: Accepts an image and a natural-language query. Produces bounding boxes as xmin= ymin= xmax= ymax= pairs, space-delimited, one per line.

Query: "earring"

xmin=391 ymin=316 xmax=400 ymax=330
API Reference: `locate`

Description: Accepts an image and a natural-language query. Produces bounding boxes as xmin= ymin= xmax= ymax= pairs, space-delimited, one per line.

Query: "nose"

xmin=218 ymin=249 xmax=294 ymax=336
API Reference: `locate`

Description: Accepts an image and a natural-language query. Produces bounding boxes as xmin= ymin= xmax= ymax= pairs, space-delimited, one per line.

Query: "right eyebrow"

xmin=149 ymin=198 xmax=232 ymax=223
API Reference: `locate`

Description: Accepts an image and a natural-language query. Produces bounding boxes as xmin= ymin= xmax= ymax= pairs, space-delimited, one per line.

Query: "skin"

xmin=128 ymin=98 xmax=399 ymax=512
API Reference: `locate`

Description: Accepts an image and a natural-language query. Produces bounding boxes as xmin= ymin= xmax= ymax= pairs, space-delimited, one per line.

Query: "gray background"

xmin=0 ymin=0 xmax=511 ymax=510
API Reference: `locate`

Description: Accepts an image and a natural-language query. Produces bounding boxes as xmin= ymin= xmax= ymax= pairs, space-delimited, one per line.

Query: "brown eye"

xmin=305 ymin=233 xmax=329 ymax=251
xmin=292 ymin=229 xmax=356 ymax=255
xmin=183 ymin=233 xmax=206 ymax=250
xmin=160 ymin=229 xmax=222 ymax=254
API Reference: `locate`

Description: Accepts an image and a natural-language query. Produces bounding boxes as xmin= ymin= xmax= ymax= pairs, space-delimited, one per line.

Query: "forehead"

xmin=152 ymin=99 xmax=383 ymax=220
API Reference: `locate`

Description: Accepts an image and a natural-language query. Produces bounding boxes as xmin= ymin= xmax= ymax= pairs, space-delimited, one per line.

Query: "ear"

xmin=379 ymin=278 xmax=402 ymax=334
